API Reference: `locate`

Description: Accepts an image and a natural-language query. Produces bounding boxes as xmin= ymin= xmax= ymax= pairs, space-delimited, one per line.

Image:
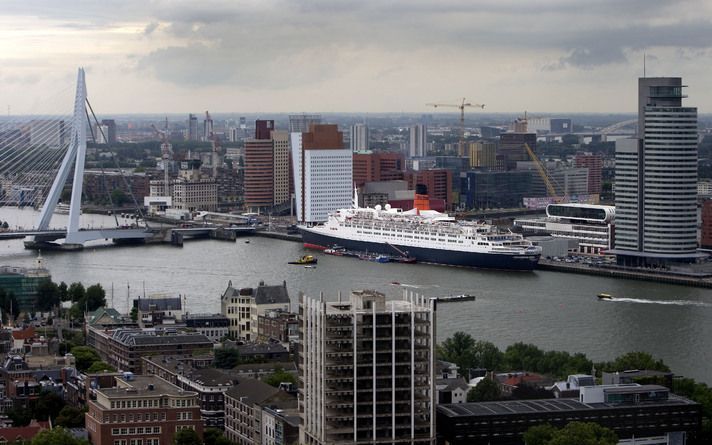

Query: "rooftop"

xmin=438 ymin=393 xmax=699 ymax=418
xmin=111 ymin=328 xmax=212 ymax=347
xmin=137 ymin=297 xmax=182 ymax=312
xmin=98 ymin=375 xmax=196 ymax=399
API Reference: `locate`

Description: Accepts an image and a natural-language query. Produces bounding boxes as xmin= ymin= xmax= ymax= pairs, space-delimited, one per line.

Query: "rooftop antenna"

xmin=643 ymin=51 xmax=646 ymax=78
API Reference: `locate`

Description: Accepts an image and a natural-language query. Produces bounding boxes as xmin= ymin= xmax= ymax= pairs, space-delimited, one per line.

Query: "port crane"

xmin=426 ymin=98 xmax=485 ymax=156
xmin=150 ymin=118 xmax=173 ymax=198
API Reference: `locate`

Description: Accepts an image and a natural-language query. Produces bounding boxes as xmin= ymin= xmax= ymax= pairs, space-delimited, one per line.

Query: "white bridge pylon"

xmin=30 ymin=68 xmax=150 ymax=248
xmin=35 ymin=68 xmax=87 ymax=244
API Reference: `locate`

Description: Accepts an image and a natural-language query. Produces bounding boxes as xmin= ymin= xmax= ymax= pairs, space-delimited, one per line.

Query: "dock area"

xmin=537 ymin=259 xmax=712 ymax=289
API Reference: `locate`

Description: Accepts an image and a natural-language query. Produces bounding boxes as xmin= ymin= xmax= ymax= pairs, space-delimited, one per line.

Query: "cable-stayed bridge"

xmin=0 ymin=68 xmax=154 ymax=250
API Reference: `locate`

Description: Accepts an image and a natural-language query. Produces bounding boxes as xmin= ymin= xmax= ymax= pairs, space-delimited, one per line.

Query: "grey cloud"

xmin=144 ymin=22 xmax=159 ymax=36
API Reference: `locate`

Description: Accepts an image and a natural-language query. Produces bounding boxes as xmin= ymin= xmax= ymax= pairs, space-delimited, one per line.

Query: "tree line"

xmin=439 ymin=331 xmax=712 ymax=442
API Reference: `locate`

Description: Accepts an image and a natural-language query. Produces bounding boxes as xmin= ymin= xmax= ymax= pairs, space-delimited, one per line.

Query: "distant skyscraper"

xmin=349 ymin=123 xmax=369 ymax=152
xmin=28 ymin=119 xmax=66 ymax=149
xmin=574 ymin=152 xmax=603 ymax=195
xmin=100 ymin=119 xmax=117 ymax=143
xmin=614 ymin=77 xmax=700 ymax=266
xmin=291 ymin=124 xmax=352 ymax=223
xmin=188 ymin=114 xmax=198 ymax=141
xmin=272 ymin=130 xmax=290 ymax=207
xmin=288 ymin=114 xmax=321 ymax=133
xmin=300 ymin=289 xmax=436 ymax=445
xmin=203 ymin=112 xmax=214 ymax=141
xmin=409 ymin=124 xmax=427 ymax=158
xmin=244 ymin=120 xmax=275 ymax=211
xmin=468 ymin=141 xmax=497 ymax=168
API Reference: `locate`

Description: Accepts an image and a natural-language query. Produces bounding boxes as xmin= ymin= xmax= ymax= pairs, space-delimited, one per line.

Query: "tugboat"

xmin=288 ymin=255 xmax=318 ymax=265
xmin=597 ymin=293 xmax=614 ymax=300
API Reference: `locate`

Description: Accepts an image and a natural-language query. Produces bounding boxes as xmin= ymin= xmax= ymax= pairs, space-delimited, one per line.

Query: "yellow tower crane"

xmin=426 ymin=98 xmax=485 ymax=157
xmin=523 ymin=142 xmax=565 ymax=202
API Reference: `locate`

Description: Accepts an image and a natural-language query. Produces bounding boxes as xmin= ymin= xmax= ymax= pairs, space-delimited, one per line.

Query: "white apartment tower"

xmin=349 ymin=123 xmax=369 ymax=152
xmin=299 ymin=290 xmax=436 ymax=445
xmin=291 ymin=124 xmax=352 ymax=224
xmin=409 ymin=124 xmax=427 ymax=158
xmin=614 ymin=77 xmax=700 ymax=266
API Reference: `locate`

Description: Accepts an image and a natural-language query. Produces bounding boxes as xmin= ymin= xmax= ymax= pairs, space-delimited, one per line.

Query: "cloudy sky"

xmin=2 ymin=0 xmax=712 ymax=114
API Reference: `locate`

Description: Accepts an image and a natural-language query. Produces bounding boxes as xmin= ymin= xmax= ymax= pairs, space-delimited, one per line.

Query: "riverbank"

xmin=537 ymin=259 xmax=712 ymax=289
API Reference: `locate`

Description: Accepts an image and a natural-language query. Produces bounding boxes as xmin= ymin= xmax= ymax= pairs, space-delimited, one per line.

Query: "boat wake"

xmin=390 ymin=282 xmax=440 ymax=289
xmin=605 ymin=297 xmax=712 ymax=307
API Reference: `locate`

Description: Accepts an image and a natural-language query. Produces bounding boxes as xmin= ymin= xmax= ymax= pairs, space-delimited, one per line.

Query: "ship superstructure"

xmin=299 ymin=200 xmax=541 ymax=271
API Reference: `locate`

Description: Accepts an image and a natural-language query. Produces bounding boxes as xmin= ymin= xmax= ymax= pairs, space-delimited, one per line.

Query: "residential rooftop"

xmin=98 ymin=374 xmax=196 ymax=399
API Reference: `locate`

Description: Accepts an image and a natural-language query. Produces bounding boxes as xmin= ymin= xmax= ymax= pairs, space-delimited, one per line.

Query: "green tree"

xmin=86 ymin=361 xmax=116 ymax=373
xmin=85 ymin=284 xmax=106 ymax=312
xmin=523 ymin=423 xmax=557 ymax=445
xmin=607 ymin=351 xmax=670 ymax=373
xmin=203 ymin=427 xmax=235 ymax=445
xmin=70 ymin=346 xmax=101 ymax=372
xmin=36 ymin=280 xmax=60 ymax=312
xmin=214 ymin=349 xmax=241 ymax=369
xmin=6 ymin=407 xmax=33 ymax=426
xmin=472 ymin=340 xmax=504 ymax=371
xmin=0 ymin=288 xmax=18 ymax=324
xmin=263 ymin=367 xmax=297 ymax=387
xmin=437 ymin=332 xmax=477 ymax=373
xmin=503 ymin=342 xmax=545 ymax=372
xmin=68 ymin=282 xmax=85 ymax=303
xmin=58 ymin=281 xmax=69 ymax=302
xmin=174 ymin=428 xmax=201 ymax=445
xmin=130 ymin=306 xmax=138 ymax=322
xmin=548 ymin=421 xmax=617 ymax=445
xmin=111 ymin=189 xmax=128 ymax=206
xmin=35 ymin=391 xmax=66 ymax=421
xmin=466 ymin=378 xmax=502 ymax=402
xmin=31 ymin=427 xmax=90 ymax=445
xmin=55 ymin=406 xmax=86 ymax=428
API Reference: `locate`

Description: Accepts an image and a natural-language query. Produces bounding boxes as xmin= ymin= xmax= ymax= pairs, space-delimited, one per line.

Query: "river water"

xmin=1 ymin=207 xmax=711 ymax=383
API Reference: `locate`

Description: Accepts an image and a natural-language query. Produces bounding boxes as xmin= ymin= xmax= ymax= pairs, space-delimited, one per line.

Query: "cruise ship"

xmin=299 ymin=197 xmax=542 ymax=271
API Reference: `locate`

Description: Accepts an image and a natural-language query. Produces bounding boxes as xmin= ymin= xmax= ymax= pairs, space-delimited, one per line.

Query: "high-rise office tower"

xmin=289 ymin=114 xmax=322 ymax=133
xmin=203 ymin=112 xmax=214 ymax=141
xmin=100 ymin=119 xmax=117 ymax=143
xmin=468 ymin=141 xmax=497 ymax=168
xmin=349 ymin=123 xmax=369 ymax=152
xmin=272 ymin=130 xmax=291 ymax=207
xmin=409 ymin=124 xmax=427 ymax=158
xmin=188 ymin=114 xmax=199 ymax=141
xmin=244 ymin=120 xmax=276 ymax=211
xmin=574 ymin=152 xmax=603 ymax=195
xmin=614 ymin=77 xmax=700 ymax=266
xmin=299 ymin=290 xmax=436 ymax=445
xmin=291 ymin=124 xmax=352 ymax=223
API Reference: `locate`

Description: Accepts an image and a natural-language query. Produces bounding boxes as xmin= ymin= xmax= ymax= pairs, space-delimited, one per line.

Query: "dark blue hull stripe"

xmin=300 ymin=230 xmax=539 ymax=271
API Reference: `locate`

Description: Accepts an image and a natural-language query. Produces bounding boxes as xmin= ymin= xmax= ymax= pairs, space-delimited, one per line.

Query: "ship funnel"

xmin=414 ymin=183 xmax=430 ymax=212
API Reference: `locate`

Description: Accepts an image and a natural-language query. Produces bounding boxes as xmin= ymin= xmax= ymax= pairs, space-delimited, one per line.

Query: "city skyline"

xmin=2 ymin=0 xmax=712 ymax=114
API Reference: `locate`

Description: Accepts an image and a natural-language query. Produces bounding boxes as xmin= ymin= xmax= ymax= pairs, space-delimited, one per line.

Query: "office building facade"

xmin=352 ymin=152 xmax=405 ymax=187
xmin=350 ymin=123 xmax=369 ymax=152
xmin=468 ymin=141 xmax=497 ymax=169
xmin=575 ymin=152 xmax=603 ymax=195
xmin=288 ymin=114 xmax=321 ymax=133
xmin=291 ymin=124 xmax=352 ymax=223
xmin=409 ymin=124 xmax=427 ymax=158
xmin=299 ymin=290 xmax=436 ymax=445
xmin=614 ymin=77 xmax=700 ymax=266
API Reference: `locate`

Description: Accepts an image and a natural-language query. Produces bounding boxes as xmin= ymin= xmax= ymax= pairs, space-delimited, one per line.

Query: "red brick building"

xmin=86 ymin=374 xmax=202 ymax=445
xmin=575 ymin=152 xmax=603 ymax=195
xmin=702 ymin=200 xmax=712 ymax=249
xmin=352 ymin=152 xmax=405 ymax=187
xmin=244 ymin=121 xmax=275 ymax=211
xmin=403 ymin=169 xmax=452 ymax=209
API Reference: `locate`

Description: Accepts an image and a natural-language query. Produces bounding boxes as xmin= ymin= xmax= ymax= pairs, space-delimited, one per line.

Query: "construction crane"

xmin=426 ymin=98 xmax=485 ymax=156
xmin=523 ymin=142 xmax=564 ymax=201
xmin=150 ymin=118 xmax=173 ymax=198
